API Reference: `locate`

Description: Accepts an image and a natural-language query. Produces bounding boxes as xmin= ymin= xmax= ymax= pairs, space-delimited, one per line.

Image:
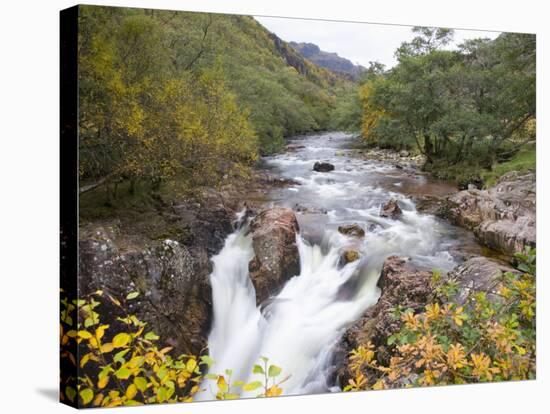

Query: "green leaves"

xmin=242 ymin=381 xmax=262 ymax=391
xmin=134 ymin=377 xmax=148 ymax=393
xmin=126 ymin=291 xmax=140 ymax=300
xmin=144 ymin=332 xmax=159 ymax=341
xmin=112 ymin=333 xmax=131 ymax=348
xmin=252 ymin=364 xmax=264 ymax=375
xmin=200 ymin=355 xmax=214 ymax=367
xmin=113 ymin=348 xmax=131 ymax=364
xmin=63 ymin=274 xmax=291 ymax=407
xmin=359 ymin=28 xmax=535 ymax=182
xmin=115 ymin=367 xmax=132 ymax=380
xmin=65 ymin=386 xmax=76 ymax=403
xmin=268 ymin=365 xmax=282 ymax=378
xmin=80 ymin=388 xmax=94 ymax=405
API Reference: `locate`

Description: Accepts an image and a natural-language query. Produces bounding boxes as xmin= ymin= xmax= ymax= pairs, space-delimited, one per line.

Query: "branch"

xmin=184 ymin=14 xmax=213 ymax=71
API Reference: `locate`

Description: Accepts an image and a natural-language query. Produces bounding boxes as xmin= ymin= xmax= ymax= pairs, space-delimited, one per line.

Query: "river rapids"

xmin=196 ymin=132 xmax=478 ymax=399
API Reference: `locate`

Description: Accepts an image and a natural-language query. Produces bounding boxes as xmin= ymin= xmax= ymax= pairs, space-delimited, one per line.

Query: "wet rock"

xmin=341 ymin=250 xmax=360 ymax=264
xmin=79 ymin=225 xmax=212 ymax=355
xmin=440 ymin=171 xmax=535 ymax=257
xmin=285 ymin=143 xmax=305 ymax=152
xmin=338 ymin=223 xmax=366 ymax=238
xmin=293 ymin=203 xmax=327 ymax=214
xmin=367 ymin=222 xmax=381 ymax=232
xmin=335 ymin=256 xmax=432 ymax=386
xmin=414 ymin=195 xmax=445 ymax=215
xmin=446 ymin=256 xmax=519 ymax=305
xmin=172 ymin=188 xmax=235 ymax=256
xmin=259 ymin=172 xmax=300 ymax=187
xmin=399 ymin=150 xmax=410 ymax=157
xmin=380 ymin=198 xmax=403 ymax=219
xmin=313 ymin=161 xmax=335 ymax=172
xmin=248 ymin=207 xmax=301 ymax=304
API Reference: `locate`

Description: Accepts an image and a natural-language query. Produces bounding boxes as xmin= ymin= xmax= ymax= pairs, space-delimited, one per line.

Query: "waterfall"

xmin=197 ymin=225 xmax=381 ymax=400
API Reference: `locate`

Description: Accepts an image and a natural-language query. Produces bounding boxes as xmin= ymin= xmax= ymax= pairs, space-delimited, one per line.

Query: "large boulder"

xmin=78 ymin=224 xmax=213 ymax=356
xmin=335 ymin=256 xmax=432 ymax=385
xmin=77 ymin=186 xmax=241 ymax=356
xmin=446 ymin=256 xmax=519 ymax=305
xmin=313 ymin=161 xmax=335 ymax=172
xmin=248 ymin=208 xmax=301 ymax=304
xmin=440 ymin=171 xmax=535 ymax=256
xmin=380 ymin=199 xmax=403 ymax=219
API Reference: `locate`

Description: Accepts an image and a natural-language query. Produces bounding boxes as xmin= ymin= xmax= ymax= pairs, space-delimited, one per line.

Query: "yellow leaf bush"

xmin=60 ymin=290 xmax=287 ymax=407
xmin=345 ymin=248 xmax=536 ymax=391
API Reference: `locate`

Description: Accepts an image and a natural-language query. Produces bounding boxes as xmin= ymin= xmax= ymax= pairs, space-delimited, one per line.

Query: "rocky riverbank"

xmin=334 ymin=253 xmax=522 ymax=388
xmin=78 ymin=170 xmax=297 ymax=355
xmin=438 ymin=171 xmax=536 ymax=257
xmin=332 ymin=157 xmax=535 ymax=389
xmin=358 ymin=146 xmax=536 ymax=260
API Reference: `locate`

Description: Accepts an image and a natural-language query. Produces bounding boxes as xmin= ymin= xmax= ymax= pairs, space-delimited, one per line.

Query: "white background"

xmin=0 ymin=0 xmax=547 ymax=412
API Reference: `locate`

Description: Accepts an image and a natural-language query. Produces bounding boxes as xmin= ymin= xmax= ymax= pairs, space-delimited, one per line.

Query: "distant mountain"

xmin=289 ymin=42 xmax=365 ymax=80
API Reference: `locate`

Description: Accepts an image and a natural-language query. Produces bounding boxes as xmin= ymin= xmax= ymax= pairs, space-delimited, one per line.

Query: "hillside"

xmin=78 ymin=5 xmax=351 ymax=189
xmin=290 ymin=41 xmax=365 ymax=79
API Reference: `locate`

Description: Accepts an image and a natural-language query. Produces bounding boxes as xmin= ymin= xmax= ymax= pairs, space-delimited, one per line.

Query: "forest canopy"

xmin=78 ymin=6 xmax=346 ymax=194
xmin=351 ymin=27 xmax=536 ymax=184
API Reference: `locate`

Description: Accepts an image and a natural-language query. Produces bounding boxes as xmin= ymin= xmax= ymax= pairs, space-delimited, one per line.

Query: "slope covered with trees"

xmin=355 ymin=27 xmax=536 ymax=186
xmin=78 ymin=6 xmax=348 ymax=197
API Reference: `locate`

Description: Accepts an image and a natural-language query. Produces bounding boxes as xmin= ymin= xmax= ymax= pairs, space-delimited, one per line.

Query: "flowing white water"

xmin=196 ymin=132 xmax=479 ymax=400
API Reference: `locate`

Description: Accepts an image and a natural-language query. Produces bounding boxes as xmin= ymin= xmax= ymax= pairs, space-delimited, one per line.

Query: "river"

xmin=197 ymin=132 xmax=481 ymax=399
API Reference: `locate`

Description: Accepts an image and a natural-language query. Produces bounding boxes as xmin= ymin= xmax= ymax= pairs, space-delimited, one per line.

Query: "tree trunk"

xmin=424 ymin=133 xmax=434 ymax=162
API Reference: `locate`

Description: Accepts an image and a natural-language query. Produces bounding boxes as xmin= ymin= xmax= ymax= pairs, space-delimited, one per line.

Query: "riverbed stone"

xmin=380 ymin=198 xmax=403 ymax=219
xmin=313 ymin=161 xmax=335 ymax=172
xmin=338 ymin=223 xmax=366 ymax=238
xmin=248 ymin=207 xmax=301 ymax=304
xmin=341 ymin=250 xmax=360 ymax=264
xmin=285 ymin=143 xmax=305 ymax=151
xmin=294 ymin=203 xmax=328 ymax=214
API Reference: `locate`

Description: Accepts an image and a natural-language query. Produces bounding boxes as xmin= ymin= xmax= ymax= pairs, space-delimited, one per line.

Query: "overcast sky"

xmin=255 ymin=16 xmax=501 ymax=68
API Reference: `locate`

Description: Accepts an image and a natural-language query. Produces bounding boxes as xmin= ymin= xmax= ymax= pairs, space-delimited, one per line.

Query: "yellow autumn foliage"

xmin=345 ymin=248 xmax=536 ymax=391
xmin=60 ymin=290 xmax=287 ymax=407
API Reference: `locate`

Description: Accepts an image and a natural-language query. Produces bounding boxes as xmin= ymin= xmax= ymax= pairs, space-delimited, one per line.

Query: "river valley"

xmin=200 ymin=131 xmax=484 ymax=398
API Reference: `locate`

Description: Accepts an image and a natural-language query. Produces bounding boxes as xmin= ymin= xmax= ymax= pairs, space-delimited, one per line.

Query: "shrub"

xmin=60 ymin=290 xmax=286 ymax=407
xmin=345 ymin=248 xmax=536 ymax=391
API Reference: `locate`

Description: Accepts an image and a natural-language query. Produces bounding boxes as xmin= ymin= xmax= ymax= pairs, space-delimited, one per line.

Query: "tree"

xmin=359 ymin=26 xmax=536 ymax=179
